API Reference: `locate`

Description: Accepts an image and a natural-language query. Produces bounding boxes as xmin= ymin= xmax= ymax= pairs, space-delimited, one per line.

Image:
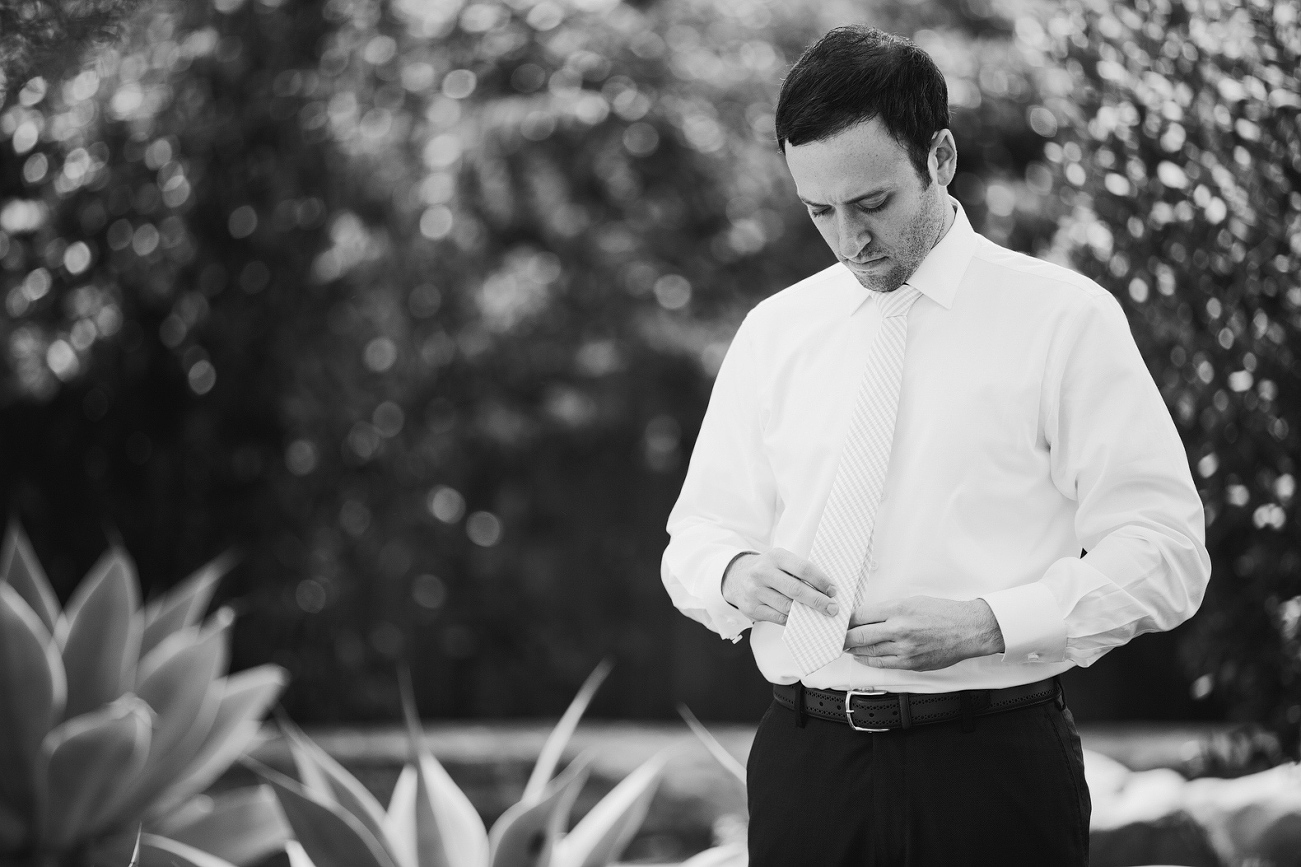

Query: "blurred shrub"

xmin=0 ymin=0 xmax=1056 ymax=722
xmin=1029 ymin=0 xmax=1301 ymax=751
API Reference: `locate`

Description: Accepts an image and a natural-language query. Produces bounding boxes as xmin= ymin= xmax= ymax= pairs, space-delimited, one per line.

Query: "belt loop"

xmin=795 ymin=681 xmax=807 ymax=728
xmin=1053 ymin=676 xmax=1066 ymax=711
xmin=898 ymin=692 xmax=911 ymax=730
xmin=959 ymin=691 xmax=976 ymax=733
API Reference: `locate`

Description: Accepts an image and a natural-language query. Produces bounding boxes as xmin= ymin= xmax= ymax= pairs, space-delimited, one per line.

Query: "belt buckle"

xmin=844 ymin=689 xmax=891 ymax=732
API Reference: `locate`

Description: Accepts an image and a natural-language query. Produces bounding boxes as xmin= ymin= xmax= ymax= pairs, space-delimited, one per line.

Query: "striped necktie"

xmin=783 ymin=283 xmax=923 ymax=675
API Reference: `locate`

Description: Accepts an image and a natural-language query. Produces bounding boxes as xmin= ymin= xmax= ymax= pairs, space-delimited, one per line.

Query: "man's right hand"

xmin=721 ymin=548 xmax=839 ymax=625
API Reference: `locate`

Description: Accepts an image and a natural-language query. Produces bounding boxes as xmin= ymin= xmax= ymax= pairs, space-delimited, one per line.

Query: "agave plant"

xmin=0 ymin=522 xmax=289 ymax=867
xmin=258 ymin=660 xmax=671 ymax=867
xmin=676 ymin=706 xmax=747 ymax=867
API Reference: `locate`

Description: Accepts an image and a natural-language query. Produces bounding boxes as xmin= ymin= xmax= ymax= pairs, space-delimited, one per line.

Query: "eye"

xmin=858 ymin=199 xmax=888 ymax=214
xmin=807 ymin=206 xmax=831 ymax=218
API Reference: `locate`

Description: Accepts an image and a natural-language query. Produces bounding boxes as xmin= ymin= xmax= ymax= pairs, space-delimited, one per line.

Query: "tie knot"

xmin=878 ymin=284 xmax=922 ymax=319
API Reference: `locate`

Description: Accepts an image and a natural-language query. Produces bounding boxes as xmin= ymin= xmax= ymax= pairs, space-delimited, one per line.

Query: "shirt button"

xmin=1028 ymin=653 xmax=1040 ymax=661
xmin=867 ymin=558 xmax=879 ymax=571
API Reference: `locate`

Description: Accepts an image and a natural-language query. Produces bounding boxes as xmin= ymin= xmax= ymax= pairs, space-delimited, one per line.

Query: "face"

xmin=784 ymin=117 xmax=957 ymax=294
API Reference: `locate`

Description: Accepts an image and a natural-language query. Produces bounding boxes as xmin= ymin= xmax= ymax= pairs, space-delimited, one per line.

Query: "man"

xmin=661 ymin=26 xmax=1210 ymax=866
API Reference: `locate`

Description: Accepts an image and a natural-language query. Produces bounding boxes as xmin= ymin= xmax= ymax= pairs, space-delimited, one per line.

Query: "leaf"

xmin=550 ymin=750 xmax=669 ymax=867
xmin=399 ymin=669 xmax=489 ymax=867
xmin=140 ymin=554 xmax=234 ymax=658
xmin=139 ymin=833 xmax=240 ymax=867
xmin=161 ymin=785 xmax=290 ymax=867
xmin=488 ymin=755 xmax=591 ymax=867
xmin=0 ymin=521 xmax=60 ymax=637
xmin=284 ymin=840 xmax=317 ymax=867
xmin=38 ymin=695 xmax=152 ymax=850
xmin=383 ymin=765 xmax=417 ymax=867
xmin=278 ymin=716 xmax=395 ymax=859
xmin=0 ymin=584 xmax=66 ymax=819
xmin=678 ymin=705 xmax=746 ymax=787
xmin=256 ymin=763 xmax=399 ymax=867
xmin=521 ymin=659 xmax=612 ymax=805
xmin=679 ymin=842 xmax=748 ymax=867
xmin=60 ymin=549 xmax=143 ymax=721
xmin=145 ymin=665 xmax=287 ymax=818
xmin=128 ymin=826 xmax=142 ymax=867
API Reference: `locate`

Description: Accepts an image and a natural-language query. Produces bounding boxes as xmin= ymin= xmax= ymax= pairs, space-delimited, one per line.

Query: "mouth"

xmin=847 ymin=255 xmax=889 ymax=270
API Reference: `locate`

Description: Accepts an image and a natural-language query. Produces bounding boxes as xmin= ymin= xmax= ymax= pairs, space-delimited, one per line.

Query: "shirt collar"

xmin=839 ymin=197 xmax=977 ymax=315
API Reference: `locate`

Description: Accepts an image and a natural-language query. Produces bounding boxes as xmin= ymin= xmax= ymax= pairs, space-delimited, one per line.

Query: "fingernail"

xmin=827 ymin=587 xmax=837 ymax=596
xmin=827 ymin=604 xmax=838 ymax=616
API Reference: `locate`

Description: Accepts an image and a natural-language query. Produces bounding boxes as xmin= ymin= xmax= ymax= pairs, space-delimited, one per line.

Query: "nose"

xmin=835 ymin=210 xmax=871 ymax=260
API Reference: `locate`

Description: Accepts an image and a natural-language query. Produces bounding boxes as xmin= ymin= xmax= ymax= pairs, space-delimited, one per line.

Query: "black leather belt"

xmin=773 ymin=678 xmax=1060 ymax=731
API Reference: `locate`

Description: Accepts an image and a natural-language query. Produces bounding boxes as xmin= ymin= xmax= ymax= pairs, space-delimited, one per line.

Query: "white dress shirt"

xmin=661 ymin=201 xmax=1211 ymax=692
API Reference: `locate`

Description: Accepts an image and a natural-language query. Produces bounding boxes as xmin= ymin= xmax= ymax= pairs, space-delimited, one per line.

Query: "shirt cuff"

xmin=980 ymin=580 xmax=1067 ymax=664
xmin=699 ymin=547 xmax=756 ymax=643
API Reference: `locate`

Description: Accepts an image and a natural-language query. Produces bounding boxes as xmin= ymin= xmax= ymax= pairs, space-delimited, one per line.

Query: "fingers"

xmin=751 ymin=603 xmax=789 ymax=625
xmin=771 ymin=548 xmax=838 ymax=599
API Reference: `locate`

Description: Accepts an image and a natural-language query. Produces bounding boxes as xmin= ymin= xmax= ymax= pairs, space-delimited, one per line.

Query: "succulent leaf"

xmin=521 ymin=659 xmax=612 ymax=805
xmin=258 ymin=764 xmax=399 ymax=867
xmin=279 ymin=718 xmax=395 ymax=855
xmin=0 ymin=521 xmax=61 ymax=637
xmin=38 ymin=695 xmax=152 ymax=850
xmin=158 ymin=785 xmax=290 ymax=867
xmin=678 ymin=843 xmax=748 ymax=867
xmin=98 ymin=613 xmax=233 ymax=832
xmin=382 ymin=765 xmax=418 ymax=867
xmin=60 ymin=549 xmax=143 ymax=720
xmin=0 ymin=584 xmax=66 ymax=820
xmin=550 ymin=750 xmax=669 ymax=867
xmin=677 ymin=705 xmax=746 ymax=787
xmin=488 ymin=754 xmax=591 ymax=867
xmin=146 ymin=665 xmax=287 ymax=818
xmin=140 ymin=554 xmax=233 ymax=658
xmin=139 ymin=833 xmax=240 ymax=867
xmin=399 ymin=671 xmax=490 ymax=867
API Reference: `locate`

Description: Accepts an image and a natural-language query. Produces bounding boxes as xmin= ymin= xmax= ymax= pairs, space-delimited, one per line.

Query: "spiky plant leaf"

xmin=0 ymin=521 xmax=60 ymax=637
xmin=679 ymin=843 xmax=747 ymax=867
xmin=60 ymin=549 xmax=143 ymax=720
xmin=521 ymin=659 xmax=612 ymax=805
xmin=399 ymin=670 xmax=489 ymax=867
xmin=97 ymin=613 xmax=233 ymax=832
xmin=145 ymin=665 xmax=287 ymax=818
xmin=257 ymin=763 xmax=399 ymax=867
xmin=279 ymin=718 xmax=394 ymax=857
xmin=677 ymin=705 xmax=746 ymax=787
xmin=139 ymin=833 xmax=239 ymax=867
xmin=284 ymin=840 xmax=317 ymax=867
xmin=0 ymin=584 xmax=66 ymax=820
xmin=38 ymin=695 xmax=152 ymax=850
xmin=140 ymin=555 xmax=233 ymax=658
xmin=279 ymin=714 xmax=338 ymax=806
xmin=550 ymin=750 xmax=669 ymax=867
xmin=383 ymin=766 xmax=418 ymax=867
xmin=159 ymin=785 xmax=290 ymax=867
xmin=488 ymin=755 xmax=591 ymax=867
xmin=128 ymin=826 xmax=142 ymax=867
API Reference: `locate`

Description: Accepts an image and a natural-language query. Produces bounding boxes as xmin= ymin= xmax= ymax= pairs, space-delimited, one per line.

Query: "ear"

xmin=930 ymin=129 xmax=958 ymax=187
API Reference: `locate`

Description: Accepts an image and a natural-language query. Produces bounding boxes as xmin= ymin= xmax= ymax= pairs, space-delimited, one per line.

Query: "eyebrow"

xmin=798 ymin=187 xmax=892 ymax=207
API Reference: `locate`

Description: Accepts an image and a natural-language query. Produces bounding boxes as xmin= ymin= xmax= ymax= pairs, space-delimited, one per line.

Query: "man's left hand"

xmin=844 ymin=597 xmax=1005 ymax=671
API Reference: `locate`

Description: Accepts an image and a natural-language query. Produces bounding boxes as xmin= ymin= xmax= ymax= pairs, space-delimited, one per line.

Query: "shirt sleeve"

xmin=661 ymin=316 xmax=777 ymax=642
xmin=980 ymin=289 xmax=1211 ymax=666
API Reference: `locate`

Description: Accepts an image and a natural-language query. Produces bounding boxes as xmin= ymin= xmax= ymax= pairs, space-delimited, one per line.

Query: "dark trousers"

xmin=747 ymin=691 xmax=1091 ymax=866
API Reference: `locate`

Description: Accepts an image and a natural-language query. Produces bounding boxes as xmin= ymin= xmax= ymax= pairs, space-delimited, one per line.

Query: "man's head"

xmin=777 ymin=27 xmax=957 ymax=294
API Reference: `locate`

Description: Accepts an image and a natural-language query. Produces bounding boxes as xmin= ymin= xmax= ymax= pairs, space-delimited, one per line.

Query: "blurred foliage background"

xmin=0 ymin=0 xmax=1296 ymax=750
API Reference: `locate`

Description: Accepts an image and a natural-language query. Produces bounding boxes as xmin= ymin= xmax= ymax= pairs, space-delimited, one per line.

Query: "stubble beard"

xmin=850 ymin=192 xmax=948 ymax=295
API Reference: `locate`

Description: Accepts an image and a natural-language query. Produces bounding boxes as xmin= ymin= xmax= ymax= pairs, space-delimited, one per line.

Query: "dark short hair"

xmin=775 ymin=26 xmax=950 ymax=180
